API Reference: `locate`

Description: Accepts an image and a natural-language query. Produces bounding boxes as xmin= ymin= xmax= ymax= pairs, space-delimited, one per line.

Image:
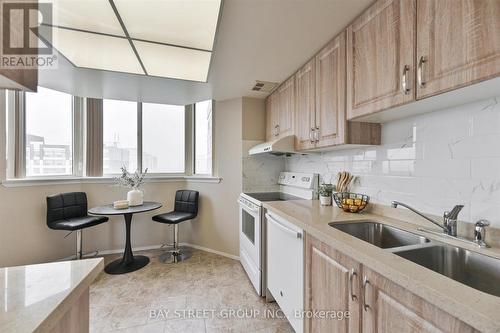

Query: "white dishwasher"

xmin=266 ymin=212 xmax=303 ymax=333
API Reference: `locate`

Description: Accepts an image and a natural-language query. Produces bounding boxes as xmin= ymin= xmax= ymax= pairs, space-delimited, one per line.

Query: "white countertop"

xmin=0 ymin=258 xmax=104 ymax=332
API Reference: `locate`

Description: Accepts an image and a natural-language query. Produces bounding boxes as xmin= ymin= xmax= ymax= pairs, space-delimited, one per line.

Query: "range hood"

xmin=248 ymin=135 xmax=296 ymax=155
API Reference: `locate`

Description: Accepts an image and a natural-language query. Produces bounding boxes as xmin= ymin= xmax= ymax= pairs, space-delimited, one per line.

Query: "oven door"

xmin=238 ymin=197 xmax=262 ymax=294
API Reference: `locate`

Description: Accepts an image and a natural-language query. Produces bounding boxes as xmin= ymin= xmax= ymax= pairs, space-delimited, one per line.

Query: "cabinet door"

xmin=346 ymin=0 xmax=416 ymax=120
xmin=305 ymin=234 xmax=361 ymax=333
xmin=265 ymin=93 xmax=278 ymax=141
xmin=416 ymin=0 xmax=500 ymax=99
xmin=295 ymin=59 xmax=316 ymax=151
xmin=315 ymin=32 xmax=346 ymax=148
xmin=362 ymin=267 xmax=478 ymax=333
xmin=277 ymin=77 xmax=295 ymax=138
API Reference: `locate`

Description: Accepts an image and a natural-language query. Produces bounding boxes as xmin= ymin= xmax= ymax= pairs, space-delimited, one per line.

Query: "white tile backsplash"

xmin=243 ymin=140 xmax=285 ymax=193
xmin=286 ymin=96 xmax=500 ymax=227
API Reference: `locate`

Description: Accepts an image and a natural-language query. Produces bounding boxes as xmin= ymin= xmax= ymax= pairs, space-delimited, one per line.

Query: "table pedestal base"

xmin=105 ymin=255 xmax=150 ymax=274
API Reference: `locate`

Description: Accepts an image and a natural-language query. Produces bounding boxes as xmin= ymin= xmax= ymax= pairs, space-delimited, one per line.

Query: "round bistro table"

xmin=88 ymin=201 xmax=162 ymax=274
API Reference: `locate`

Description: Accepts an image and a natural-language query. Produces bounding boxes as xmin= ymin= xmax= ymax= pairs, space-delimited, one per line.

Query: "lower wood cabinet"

xmin=305 ymin=234 xmax=361 ymax=333
xmin=305 ymin=233 xmax=478 ymax=333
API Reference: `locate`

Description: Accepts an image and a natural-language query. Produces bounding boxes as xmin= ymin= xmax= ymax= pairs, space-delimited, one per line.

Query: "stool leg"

xmin=159 ymin=224 xmax=192 ymax=263
xmin=76 ymin=229 xmax=83 ymax=260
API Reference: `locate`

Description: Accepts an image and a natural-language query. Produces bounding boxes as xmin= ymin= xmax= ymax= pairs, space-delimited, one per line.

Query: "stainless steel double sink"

xmin=329 ymin=221 xmax=500 ymax=297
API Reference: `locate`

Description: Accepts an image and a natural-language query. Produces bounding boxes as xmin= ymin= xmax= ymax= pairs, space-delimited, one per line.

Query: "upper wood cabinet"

xmin=362 ymin=266 xmax=478 ymax=333
xmin=265 ymin=77 xmax=295 ymax=140
xmin=305 ymin=234 xmax=361 ymax=333
xmin=265 ymin=94 xmax=278 ymax=141
xmin=294 ymin=32 xmax=381 ymax=151
xmin=346 ymin=0 xmax=416 ymax=120
xmin=277 ymin=76 xmax=295 ymax=137
xmin=416 ymin=0 xmax=500 ymax=99
xmin=315 ymin=34 xmax=347 ymax=148
xmin=295 ymin=59 xmax=316 ymax=151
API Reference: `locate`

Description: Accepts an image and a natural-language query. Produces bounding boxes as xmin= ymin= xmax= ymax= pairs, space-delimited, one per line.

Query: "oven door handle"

xmin=238 ymin=199 xmax=260 ymax=214
xmin=266 ymin=213 xmax=302 ymax=239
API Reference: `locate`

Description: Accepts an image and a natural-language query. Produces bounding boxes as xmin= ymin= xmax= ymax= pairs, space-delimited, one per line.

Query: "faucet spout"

xmin=391 ymin=201 xmax=448 ymax=233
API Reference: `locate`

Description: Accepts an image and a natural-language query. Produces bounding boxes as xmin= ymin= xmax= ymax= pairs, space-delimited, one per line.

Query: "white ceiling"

xmin=40 ymin=0 xmax=373 ymax=105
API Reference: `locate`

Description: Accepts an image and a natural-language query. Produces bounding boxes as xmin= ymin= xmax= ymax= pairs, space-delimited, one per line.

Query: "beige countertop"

xmin=0 ymin=258 xmax=104 ymax=332
xmin=263 ymin=200 xmax=500 ymax=333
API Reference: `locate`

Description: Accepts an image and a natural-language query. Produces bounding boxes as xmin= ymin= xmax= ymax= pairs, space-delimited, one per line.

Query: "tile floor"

xmin=90 ymin=248 xmax=294 ymax=332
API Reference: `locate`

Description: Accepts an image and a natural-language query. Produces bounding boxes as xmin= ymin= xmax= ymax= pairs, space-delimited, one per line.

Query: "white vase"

xmin=320 ymin=195 xmax=332 ymax=206
xmin=127 ymin=189 xmax=143 ymax=206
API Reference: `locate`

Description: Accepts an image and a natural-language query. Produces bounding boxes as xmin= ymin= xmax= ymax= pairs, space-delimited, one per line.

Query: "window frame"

xmin=6 ymin=90 xmax=215 ymax=180
xmin=193 ymin=100 xmax=215 ymax=176
xmin=10 ymin=89 xmax=82 ymax=179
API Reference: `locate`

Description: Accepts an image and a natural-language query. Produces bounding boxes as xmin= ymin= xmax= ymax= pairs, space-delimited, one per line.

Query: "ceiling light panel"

xmin=114 ymin=0 xmax=221 ymax=50
xmin=134 ymin=41 xmax=211 ymax=82
xmin=51 ymin=0 xmax=125 ymax=36
xmin=53 ymin=28 xmax=144 ymax=75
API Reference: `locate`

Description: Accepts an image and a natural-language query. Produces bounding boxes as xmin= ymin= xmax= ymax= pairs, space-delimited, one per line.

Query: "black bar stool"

xmin=46 ymin=192 xmax=108 ymax=259
xmin=152 ymin=190 xmax=199 ymax=263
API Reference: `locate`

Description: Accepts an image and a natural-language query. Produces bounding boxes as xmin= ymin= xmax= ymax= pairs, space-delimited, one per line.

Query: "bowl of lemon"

xmin=333 ymin=192 xmax=369 ymax=213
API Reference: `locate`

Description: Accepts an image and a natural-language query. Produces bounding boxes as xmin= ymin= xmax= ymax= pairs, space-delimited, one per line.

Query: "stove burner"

xmin=243 ymin=192 xmax=302 ymax=202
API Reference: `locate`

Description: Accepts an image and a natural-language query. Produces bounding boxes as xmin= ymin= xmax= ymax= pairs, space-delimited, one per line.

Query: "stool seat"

xmin=153 ymin=211 xmax=196 ymax=224
xmin=48 ymin=215 xmax=108 ymax=231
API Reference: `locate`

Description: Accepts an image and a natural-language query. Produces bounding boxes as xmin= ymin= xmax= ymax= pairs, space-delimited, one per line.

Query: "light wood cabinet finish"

xmin=416 ymin=0 xmax=500 ymax=99
xmin=346 ymin=0 xmax=416 ymax=120
xmin=305 ymin=234 xmax=361 ymax=333
xmin=265 ymin=77 xmax=294 ymax=140
xmin=295 ymin=59 xmax=316 ymax=151
xmin=265 ymin=93 xmax=278 ymax=141
xmin=362 ymin=267 xmax=478 ymax=333
xmin=315 ymin=33 xmax=347 ymax=148
xmin=278 ymin=76 xmax=295 ymax=138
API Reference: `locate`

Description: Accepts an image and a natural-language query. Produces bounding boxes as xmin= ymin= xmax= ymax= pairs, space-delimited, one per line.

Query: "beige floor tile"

xmin=90 ymin=249 xmax=293 ymax=333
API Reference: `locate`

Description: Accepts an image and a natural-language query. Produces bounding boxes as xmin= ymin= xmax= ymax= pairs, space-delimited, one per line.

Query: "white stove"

xmin=238 ymin=172 xmax=318 ymax=296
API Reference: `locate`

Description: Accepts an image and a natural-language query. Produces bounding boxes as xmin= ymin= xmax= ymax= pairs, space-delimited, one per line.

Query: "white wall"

xmin=0 ymin=97 xmax=243 ymax=267
xmin=286 ymin=96 xmax=500 ymax=227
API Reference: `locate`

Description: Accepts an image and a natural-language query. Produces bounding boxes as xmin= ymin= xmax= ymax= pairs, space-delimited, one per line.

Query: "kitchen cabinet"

xmin=315 ymin=33 xmax=347 ymax=148
xmin=266 ymin=212 xmax=304 ymax=333
xmin=295 ymin=33 xmax=381 ymax=151
xmin=305 ymin=233 xmax=477 ymax=333
xmin=416 ymin=0 xmax=500 ymax=99
xmin=362 ymin=266 xmax=478 ymax=333
xmin=346 ymin=0 xmax=416 ymax=120
xmin=304 ymin=234 xmax=361 ymax=333
xmin=295 ymin=59 xmax=316 ymax=151
xmin=265 ymin=76 xmax=295 ymax=140
xmin=265 ymin=93 xmax=278 ymax=141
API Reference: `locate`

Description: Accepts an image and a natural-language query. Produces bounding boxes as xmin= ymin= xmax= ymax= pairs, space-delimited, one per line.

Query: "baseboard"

xmin=180 ymin=242 xmax=240 ymax=261
xmin=63 ymin=243 xmax=240 ymax=261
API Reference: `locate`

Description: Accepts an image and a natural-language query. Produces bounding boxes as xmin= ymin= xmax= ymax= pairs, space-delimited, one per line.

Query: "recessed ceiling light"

xmin=134 ymin=40 xmax=211 ymax=82
xmin=51 ymin=0 xmax=125 ymax=36
xmin=114 ymin=0 xmax=221 ymax=50
xmin=53 ymin=28 xmax=144 ymax=75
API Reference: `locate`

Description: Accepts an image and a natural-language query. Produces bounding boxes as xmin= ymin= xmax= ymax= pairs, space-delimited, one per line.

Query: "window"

xmin=7 ymin=88 xmax=215 ymax=180
xmin=142 ymin=103 xmax=185 ymax=173
xmin=25 ymin=87 xmax=73 ymax=176
xmin=194 ymin=100 xmax=213 ymax=175
xmin=103 ymin=99 xmax=138 ymax=174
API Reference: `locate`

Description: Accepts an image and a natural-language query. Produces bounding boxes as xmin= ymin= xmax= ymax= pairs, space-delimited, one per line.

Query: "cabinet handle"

xmin=417 ymin=56 xmax=427 ymax=88
xmin=349 ymin=268 xmax=358 ymax=301
xmin=276 ymin=124 xmax=280 ymax=136
xmin=274 ymin=125 xmax=279 ymax=137
xmin=363 ymin=276 xmax=370 ymax=312
xmin=401 ymin=65 xmax=410 ymax=94
xmin=315 ymin=126 xmax=320 ymax=143
xmin=309 ymin=128 xmax=315 ymax=143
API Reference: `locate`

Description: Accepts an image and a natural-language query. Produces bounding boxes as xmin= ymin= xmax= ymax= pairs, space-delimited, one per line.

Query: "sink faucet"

xmin=391 ymin=201 xmax=464 ymax=236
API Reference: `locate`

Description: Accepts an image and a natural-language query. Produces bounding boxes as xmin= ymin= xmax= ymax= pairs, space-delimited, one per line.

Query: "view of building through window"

xmin=25 ymin=87 xmax=73 ymax=176
xmin=195 ymin=100 xmax=212 ymax=174
xmin=103 ymin=99 xmax=138 ymax=174
xmin=142 ymin=103 xmax=185 ymax=173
